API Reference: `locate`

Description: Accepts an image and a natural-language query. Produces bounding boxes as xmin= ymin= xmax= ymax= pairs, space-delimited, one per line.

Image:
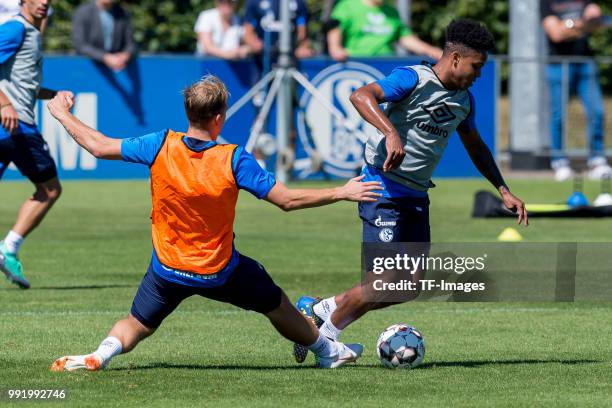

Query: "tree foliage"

xmin=44 ymin=0 xmax=612 ymax=90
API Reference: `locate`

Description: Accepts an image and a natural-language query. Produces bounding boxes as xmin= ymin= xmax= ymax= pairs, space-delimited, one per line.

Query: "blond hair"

xmin=183 ymin=75 xmax=229 ymax=127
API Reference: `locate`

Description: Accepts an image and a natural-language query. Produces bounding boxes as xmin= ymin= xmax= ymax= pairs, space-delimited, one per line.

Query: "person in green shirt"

xmin=327 ymin=0 xmax=441 ymax=61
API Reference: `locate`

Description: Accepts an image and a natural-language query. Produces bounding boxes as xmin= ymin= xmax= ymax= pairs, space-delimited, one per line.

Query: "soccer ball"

xmin=376 ymin=323 xmax=425 ymax=369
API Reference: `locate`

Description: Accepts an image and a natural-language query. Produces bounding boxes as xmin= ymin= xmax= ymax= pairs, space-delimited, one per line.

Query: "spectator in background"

xmin=0 ymin=0 xmax=51 ymax=31
xmin=0 ymin=0 xmax=21 ymax=24
xmin=195 ymin=0 xmax=250 ymax=59
xmin=72 ymin=0 xmax=137 ymax=72
xmin=541 ymin=0 xmax=610 ymax=181
xmin=327 ymin=0 xmax=442 ymax=61
xmin=243 ymin=0 xmax=313 ymax=69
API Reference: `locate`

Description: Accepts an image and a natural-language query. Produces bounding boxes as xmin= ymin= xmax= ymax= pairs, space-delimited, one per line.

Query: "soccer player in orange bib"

xmin=47 ymin=76 xmax=382 ymax=370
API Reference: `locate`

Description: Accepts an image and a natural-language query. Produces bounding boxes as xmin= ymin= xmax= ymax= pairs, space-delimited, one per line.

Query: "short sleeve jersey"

xmin=331 ymin=0 xmax=411 ymax=57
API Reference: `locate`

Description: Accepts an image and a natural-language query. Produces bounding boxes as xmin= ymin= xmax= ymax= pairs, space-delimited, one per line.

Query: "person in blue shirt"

xmin=243 ymin=0 xmax=313 ymax=71
xmin=292 ymin=19 xmax=529 ymax=364
xmin=47 ymin=75 xmax=382 ymax=371
xmin=0 ymin=0 xmax=65 ymax=289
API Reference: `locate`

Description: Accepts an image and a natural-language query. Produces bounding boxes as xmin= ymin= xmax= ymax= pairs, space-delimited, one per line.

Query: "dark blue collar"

xmin=182 ymin=136 xmax=217 ymax=152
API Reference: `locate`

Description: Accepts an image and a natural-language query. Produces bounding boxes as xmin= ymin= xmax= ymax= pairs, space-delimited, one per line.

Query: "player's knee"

xmin=46 ymin=184 xmax=62 ymax=202
xmin=127 ymin=314 xmax=155 ymax=337
xmin=35 ymin=180 xmax=62 ymax=203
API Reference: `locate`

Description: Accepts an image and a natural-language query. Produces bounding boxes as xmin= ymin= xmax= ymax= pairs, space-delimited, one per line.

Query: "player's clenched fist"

xmin=47 ymin=91 xmax=75 ymax=119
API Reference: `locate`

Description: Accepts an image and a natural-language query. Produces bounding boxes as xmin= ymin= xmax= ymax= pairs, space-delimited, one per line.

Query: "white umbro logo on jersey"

xmin=423 ymin=102 xmax=456 ymax=124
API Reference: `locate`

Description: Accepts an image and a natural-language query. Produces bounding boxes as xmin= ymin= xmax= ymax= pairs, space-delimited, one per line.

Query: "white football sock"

xmin=319 ymin=319 xmax=342 ymax=341
xmin=313 ymin=296 xmax=337 ymax=321
xmin=3 ymin=230 xmax=24 ymax=255
xmin=307 ymin=333 xmax=337 ymax=358
xmin=93 ymin=336 xmax=123 ymax=364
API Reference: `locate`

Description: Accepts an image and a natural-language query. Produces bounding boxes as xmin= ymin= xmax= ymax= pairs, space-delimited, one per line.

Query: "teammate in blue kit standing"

xmin=0 ymin=0 xmax=65 ymax=289
xmin=293 ymin=19 xmax=529 ymax=363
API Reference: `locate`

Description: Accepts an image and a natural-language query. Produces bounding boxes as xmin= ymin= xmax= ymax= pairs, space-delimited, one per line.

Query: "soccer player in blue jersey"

xmin=0 ymin=0 xmax=64 ymax=289
xmin=47 ymin=76 xmax=382 ymax=371
xmin=293 ymin=19 xmax=529 ymax=363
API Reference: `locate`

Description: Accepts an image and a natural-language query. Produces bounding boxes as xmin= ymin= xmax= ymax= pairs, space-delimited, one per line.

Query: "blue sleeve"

xmin=375 ymin=67 xmax=419 ymax=103
xmin=244 ymin=0 xmax=259 ymax=27
xmin=232 ymin=146 xmax=276 ymax=199
xmin=457 ymin=92 xmax=477 ymax=133
xmin=295 ymin=0 xmax=308 ymax=26
xmin=121 ymin=129 xmax=167 ymax=166
xmin=0 ymin=21 xmax=25 ymax=64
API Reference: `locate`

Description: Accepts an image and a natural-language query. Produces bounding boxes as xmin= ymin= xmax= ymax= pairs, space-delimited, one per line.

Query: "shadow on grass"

xmin=25 ymin=284 xmax=135 ymax=291
xmin=110 ymin=358 xmax=600 ymax=372
xmin=111 ymin=363 xmax=321 ymax=371
xmin=419 ymin=359 xmax=600 ymax=369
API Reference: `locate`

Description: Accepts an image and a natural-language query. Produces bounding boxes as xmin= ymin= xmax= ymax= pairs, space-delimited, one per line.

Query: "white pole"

xmin=275 ymin=0 xmax=292 ymax=183
xmin=509 ymin=0 xmax=549 ymax=168
xmin=396 ymin=0 xmax=411 ymax=27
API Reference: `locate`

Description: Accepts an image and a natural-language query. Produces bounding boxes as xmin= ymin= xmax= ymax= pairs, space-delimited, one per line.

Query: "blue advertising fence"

xmin=3 ymin=55 xmax=495 ymax=180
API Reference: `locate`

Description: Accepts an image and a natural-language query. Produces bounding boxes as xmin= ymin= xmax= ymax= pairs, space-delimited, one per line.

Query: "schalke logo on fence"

xmin=297 ymin=62 xmax=384 ymax=178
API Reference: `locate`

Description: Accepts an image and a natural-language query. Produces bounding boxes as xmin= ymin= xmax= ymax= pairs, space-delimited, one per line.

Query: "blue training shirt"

xmin=0 ymin=19 xmax=26 ymax=140
xmin=121 ymin=129 xmax=277 ymax=287
xmin=0 ymin=20 xmax=25 ymax=63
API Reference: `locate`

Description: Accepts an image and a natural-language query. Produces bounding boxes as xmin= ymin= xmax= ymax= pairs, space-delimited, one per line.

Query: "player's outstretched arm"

xmin=265 ymin=175 xmax=383 ymax=212
xmin=47 ymin=91 xmax=122 ymax=160
xmin=459 ymin=128 xmax=528 ymax=226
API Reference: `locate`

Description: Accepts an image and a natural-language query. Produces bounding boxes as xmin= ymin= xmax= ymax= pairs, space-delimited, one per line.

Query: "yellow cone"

xmin=497 ymin=227 xmax=523 ymax=242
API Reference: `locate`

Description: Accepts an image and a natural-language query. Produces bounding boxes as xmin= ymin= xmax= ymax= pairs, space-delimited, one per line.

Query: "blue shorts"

xmin=0 ymin=128 xmax=58 ymax=183
xmin=359 ymin=196 xmax=430 ymax=243
xmin=131 ymin=253 xmax=282 ymax=329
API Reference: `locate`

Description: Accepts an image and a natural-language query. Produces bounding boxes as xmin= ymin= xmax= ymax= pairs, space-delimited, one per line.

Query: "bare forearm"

xmin=543 ymin=17 xmax=600 ymax=43
xmin=281 ymin=187 xmax=344 ymax=211
xmin=400 ymin=35 xmax=438 ymax=58
xmin=327 ymin=28 xmax=345 ymax=53
xmin=0 ymin=90 xmax=12 ymax=106
xmin=55 ymin=113 xmax=117 ymax=159
xmin=243 ymin=25 xmax=262 ymax=51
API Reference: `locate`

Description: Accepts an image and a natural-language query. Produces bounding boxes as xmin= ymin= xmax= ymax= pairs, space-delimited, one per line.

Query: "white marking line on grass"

xmin=1 ymin=306 xmax=606 ymax=318
xmin=0 ymin=310 xmax=246 ymax=317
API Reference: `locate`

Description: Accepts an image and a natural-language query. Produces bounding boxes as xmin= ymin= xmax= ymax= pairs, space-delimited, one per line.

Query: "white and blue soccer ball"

xmin=376 ymin=323 xmax=425 ymax=369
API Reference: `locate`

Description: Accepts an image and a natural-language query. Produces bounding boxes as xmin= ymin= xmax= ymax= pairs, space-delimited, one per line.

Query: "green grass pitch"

xmin=1 ymin=179 xmax=611 ymax=407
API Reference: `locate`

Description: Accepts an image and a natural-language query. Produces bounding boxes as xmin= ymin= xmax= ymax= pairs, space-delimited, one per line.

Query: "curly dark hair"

xmin=444 ymin=19 xmax=495 ymax=54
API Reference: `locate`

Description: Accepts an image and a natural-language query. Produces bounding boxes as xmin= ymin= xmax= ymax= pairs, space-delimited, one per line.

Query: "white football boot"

xmin=50 ymin=354 xmax=105 ymax=372
xmin=316 ymin=342 xmax=363 ymax=368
